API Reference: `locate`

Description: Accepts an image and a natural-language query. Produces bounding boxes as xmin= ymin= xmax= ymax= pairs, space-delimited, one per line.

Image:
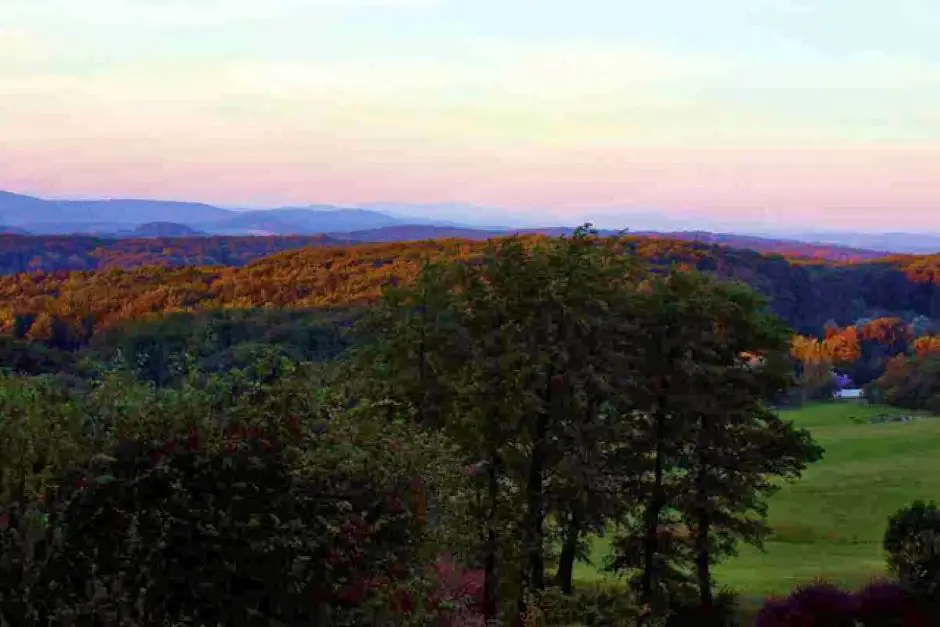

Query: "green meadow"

xmin=576 ymin=402 xmax=940 ymax=605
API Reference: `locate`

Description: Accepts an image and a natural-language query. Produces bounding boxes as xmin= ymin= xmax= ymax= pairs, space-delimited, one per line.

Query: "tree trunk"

xmin=641 ymin=407 xmax=666 ymax=606
xmin=519 ymin=414 xmax=548 ymax=610
xmin=694 ymin=425 xmax=714 ymax=618
xmin=483 ymin=458 xmax=501 ymax=625
xmin=554 ymin=507 xmax=581 ymax=594
xmin=695 ymin=509 xmax=713 ymax=615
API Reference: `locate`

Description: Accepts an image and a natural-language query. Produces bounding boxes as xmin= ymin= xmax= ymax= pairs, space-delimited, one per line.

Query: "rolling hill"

xmin=119 ymin=223 xmax=208 ymax=238
xmin=0 ymin=192 xmax=404 ymax=236
xmin=0 ymin=191 xmax=934 ymax=262
xmin=0 ymin=191 xmax=231 ymax=231
xmin=0 ymin=235 xmax=938 ymax=346
xmin=332 ymin=225 xmax=891 ymax=262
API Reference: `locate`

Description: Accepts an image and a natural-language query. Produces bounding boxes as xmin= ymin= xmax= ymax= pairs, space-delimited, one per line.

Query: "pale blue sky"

xmin=2 ymin=0 xmax=939 ymax=229
xmin=5 ymin=1 xmax=940 ymax=65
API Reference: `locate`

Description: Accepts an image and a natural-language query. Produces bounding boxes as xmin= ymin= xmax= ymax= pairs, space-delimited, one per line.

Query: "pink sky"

xmin=5 ymin=142 xmax=938 ymax=231
xmin=2 ymin=0 xmax=939 ymax=231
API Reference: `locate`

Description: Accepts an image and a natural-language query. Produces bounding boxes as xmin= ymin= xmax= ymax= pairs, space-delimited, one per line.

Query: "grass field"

xmin=574 ymin=402 xmax=940 ymax=606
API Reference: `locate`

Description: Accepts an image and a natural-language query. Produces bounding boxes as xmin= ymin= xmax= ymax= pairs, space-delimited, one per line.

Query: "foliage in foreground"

xmin=0 ymin=364 xmax=480 ymax=626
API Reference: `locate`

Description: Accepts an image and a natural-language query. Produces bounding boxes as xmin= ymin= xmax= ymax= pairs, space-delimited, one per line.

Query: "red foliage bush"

xmin=431 ymin=559 xmax=485 ymax=627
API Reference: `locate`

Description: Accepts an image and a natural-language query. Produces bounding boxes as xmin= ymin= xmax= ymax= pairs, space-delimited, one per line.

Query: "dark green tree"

xmin=884 ymin=500 xmax=940 ymax=601
xmin=667 ymin=277 xmax=822 ymax=616
xmin=352 ymin=226 xmax=649 ymax=621
xmin=612 ymin=270 xmax=710 ymax=613
xmin=609 ymin=271 xmax=822 ymax=621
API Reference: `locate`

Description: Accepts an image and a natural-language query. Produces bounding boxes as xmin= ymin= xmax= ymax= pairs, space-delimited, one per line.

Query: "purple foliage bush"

xmin=753 ymin=583 xmax=856 ymax=627
xmin=754 ymin=581 xmax=935 ymax=627
xmin=855 ymin=581 xmax=931 ymax=627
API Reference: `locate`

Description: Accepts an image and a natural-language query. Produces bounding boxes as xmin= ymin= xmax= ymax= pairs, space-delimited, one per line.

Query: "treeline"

xmin=1 ymin=236 xmax=940 ymax=351
xmin=0 ymin=233 xmax=341 ymax=273
xmin=0 ymin=232 xmax=902 ymax=276
xmin=0 ymin=309 xmax=354 ymax=386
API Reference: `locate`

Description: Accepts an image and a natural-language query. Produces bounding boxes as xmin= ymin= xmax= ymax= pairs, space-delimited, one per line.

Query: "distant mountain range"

xmin=0 ymin=191 xmax=406 ymax=236
xmin=0 ymin=191 xmax=936 ymax=259
xmin=782 ymin=232 xmax=940 ymax=255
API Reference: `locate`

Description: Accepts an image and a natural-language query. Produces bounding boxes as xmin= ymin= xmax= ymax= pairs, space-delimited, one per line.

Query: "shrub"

xmin=663 ymin=588 xmax=740 ymax=627
xmin=884 ymin=500 xmax=940 ymax=601
xmin=429 ymin=559 xmax=485 ymax=626
xmin=1 ymin=408 xmax=470 ymax=627
xmin=534 ymin=585 xmax=642 ymax=627
xmin=8 ymin=437 xmax=410 ymax=625
xmin=753 ymin=580 xmax=935 ymax=627
xmin=753 ymin=582 xmax=857 ymax=627
xmin=855 ymin=580 xmax=931 ymax=627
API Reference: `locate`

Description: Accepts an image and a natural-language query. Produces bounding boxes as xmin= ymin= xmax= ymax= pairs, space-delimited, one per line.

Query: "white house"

xmin=835 ymin=388 xmax=864 ymax=401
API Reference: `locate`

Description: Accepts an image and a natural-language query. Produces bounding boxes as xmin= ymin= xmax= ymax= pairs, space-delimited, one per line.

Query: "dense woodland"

xmin=0 ymin=233 xmax=345 ymax=273
xmin=2 ymin=229 xmax=940 ymax=626
xmin=2 ymin=232 xmax=940 ymax=408
xmin=2 ymin=230 xmax=939 ymax=413
xmin=1 ymin=234 xmax=940 ymax=343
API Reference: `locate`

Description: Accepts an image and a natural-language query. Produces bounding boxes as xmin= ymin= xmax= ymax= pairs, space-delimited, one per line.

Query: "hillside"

xmin=638 ymin=230 xmax=891 ymax=262
xmin=333 ymin=225 xmax=890 ymax=262
xmin=721 ymin=402 xmax=940 ymax=609
xmin=121 ymin=222 xmax=208 ymax=238
xmin=0 ymin=227 xmax=901 ymax=278
xmin=203 ymin=208 xmax=403 ymax=235
xmin=1 ymin=235 xmax=939 ymax=348
xmin=0 ymin=234 xmax=341 ymax=273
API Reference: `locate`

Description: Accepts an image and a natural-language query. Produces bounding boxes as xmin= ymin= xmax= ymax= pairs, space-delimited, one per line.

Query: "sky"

xmin=1 ymin=0 xmax=939 ymax=231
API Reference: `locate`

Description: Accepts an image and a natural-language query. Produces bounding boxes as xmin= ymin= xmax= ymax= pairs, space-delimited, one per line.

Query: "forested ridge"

xmin=0 ymin=228 xmax=903 ymax=275
xmin=1 ymin=235 xmax=939 ymax=347
xmin=0 ymin=233 xmax=344 ymax=273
